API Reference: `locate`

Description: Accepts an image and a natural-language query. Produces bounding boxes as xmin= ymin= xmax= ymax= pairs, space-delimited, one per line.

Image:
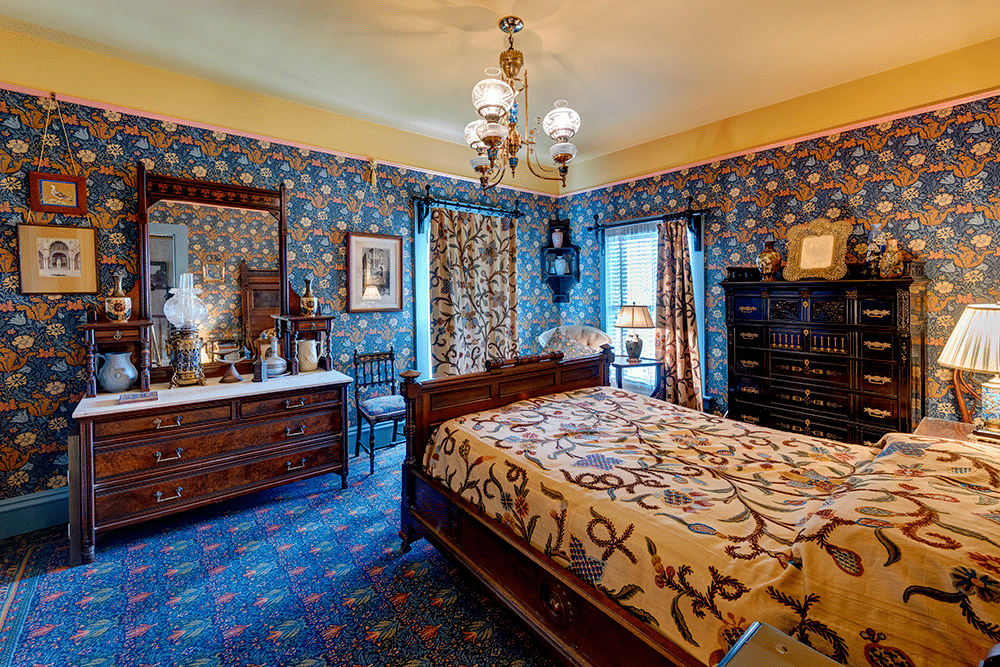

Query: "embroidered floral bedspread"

xmin=423 ymin=387 xmax=1000 ymax=667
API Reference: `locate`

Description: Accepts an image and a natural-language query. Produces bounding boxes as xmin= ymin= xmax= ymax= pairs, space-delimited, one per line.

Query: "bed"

xmin=398 ymin=349 xmax=1000 ymax=667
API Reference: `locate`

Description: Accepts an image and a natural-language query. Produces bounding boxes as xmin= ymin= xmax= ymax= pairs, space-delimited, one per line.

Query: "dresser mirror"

xmin=136 ymin=162 xmax=288 ymax=378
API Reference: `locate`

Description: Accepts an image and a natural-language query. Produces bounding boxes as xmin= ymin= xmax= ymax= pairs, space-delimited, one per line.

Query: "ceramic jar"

xmin=552 ymin=255 xmax=568 ymax=276
xmin=104 ymin=271 xmax=132 ymax=322
xmin=264 ymin=337 xmax=287 ymax=376
xmin=297 ymin=339 xmax=320 ymax=372
xmin=879 ymin=238 xmax=903 ymax=278
xmin=551 ymin=229 xmax=564 ymax=248
xmin=866 ymin=224 xmax=887 ymax=276
xmin=300 ymin=277 xmax=319 ymax=316
xmin=97 ymin=351 xmax=138 ymax=393
xmin=756 ymin=241 xmax=782 ymax=281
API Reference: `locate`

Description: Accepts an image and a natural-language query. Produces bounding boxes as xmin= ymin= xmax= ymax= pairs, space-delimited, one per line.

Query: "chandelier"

xmin=464 ymin=16 xmax=581 ymax=190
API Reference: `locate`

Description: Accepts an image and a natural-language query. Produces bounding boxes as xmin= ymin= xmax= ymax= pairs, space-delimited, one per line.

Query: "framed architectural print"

xmin=29 ymin=172 xmax=88 ymax=216
xmin=17 ymin=224 xmax=99 ymax=294
xmin=783 ymin=218 xmax=851 ymax=281
xmin=346 ymin=232 xmax=402 ymax=312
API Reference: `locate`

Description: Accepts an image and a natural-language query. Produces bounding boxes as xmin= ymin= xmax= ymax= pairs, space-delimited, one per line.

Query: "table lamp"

xmin=615 ymin=303 xmax=654 ymax=363
xmin=938 ymin=303 xmax=1000 ymax=443
xmin=164 ymin=272 xmax=210 ymax=387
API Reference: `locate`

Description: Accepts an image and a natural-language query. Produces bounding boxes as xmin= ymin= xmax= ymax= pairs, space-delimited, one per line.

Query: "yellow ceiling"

xmin=2 ymin=1 xmax=1000 ymax=194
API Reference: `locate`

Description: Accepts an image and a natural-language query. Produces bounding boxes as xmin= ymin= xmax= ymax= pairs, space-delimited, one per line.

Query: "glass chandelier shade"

xmin=464 ymin=120 xmax=487 ymax=151
xmin=542 ymin=101 xmax=581 ymax=143
xmin=163 ymin=272 xmax=209 ymax=329
xmin=472 ymin=74 xmax=514 ymax=123
xmin=549 ymin=142 xmax=578 ymax=165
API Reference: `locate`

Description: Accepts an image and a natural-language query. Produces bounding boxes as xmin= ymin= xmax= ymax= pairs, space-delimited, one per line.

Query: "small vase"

xmin=552 ymin=256 xmax=568 ymax=276
xmin=300 ymin=278 xmax=319 ymax=316
xmin=104 ymin=272 xmax=132 ymax=322
xmin=879 ymin=238 xmax=903 ymax=278
xmin=866 ymin=224 xmax=886 ymax=277
xmin=756 ymin=241 xmax=781 ymax=281
xmin=264 ymin=337 xmax=287 ymax=377
xmin=551 ymin=229 xmax=564 ymax=249
xmin=97 ymin=351 xmax=138 ymax=393
xmin=297 ymin=339 xmax=320 ymax=372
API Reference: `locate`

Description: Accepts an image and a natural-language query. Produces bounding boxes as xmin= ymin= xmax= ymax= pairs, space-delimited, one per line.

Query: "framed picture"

xmin=202 ymin=260 xmax=225 ymax=283
xmin=28 ymin=172 xmax=88 ymax=216
xmin=783 ymin=218 xmax=851 ymax=281
xmin=17 ymin=224 xmax=99 ymax=294
xmin=346 ymin=232 xmax=402 ymax=312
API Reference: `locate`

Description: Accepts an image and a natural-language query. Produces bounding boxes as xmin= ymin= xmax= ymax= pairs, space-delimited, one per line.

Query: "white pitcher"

xmin=297 ymin=339 xmax=320 ymax=372
xmin=97 ymin=351 xmax=138 ymax=393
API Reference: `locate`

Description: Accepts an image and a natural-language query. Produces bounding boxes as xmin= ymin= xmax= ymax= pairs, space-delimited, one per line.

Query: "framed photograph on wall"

xmin=28 ymin=172 xmax=88 ymax=216
xmin=17 ymin=224 xmax=99 ymax=294
xmin=346 ymin=232 xmax=402 ymax=312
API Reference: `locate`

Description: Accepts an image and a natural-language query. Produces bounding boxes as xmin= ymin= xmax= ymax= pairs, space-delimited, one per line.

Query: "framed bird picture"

xmin=28 ymin=171 xmax=88 ymax=216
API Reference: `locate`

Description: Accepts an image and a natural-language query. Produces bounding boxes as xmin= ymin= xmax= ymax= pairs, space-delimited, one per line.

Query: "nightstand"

xmin=611 ymin=356 xmax=662 ymax=396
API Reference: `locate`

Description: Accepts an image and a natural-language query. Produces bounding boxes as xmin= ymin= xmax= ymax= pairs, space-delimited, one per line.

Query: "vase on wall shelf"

xmin=551 ymin=229 xmax=564 ymax=248
xmin=300 ymin=277 xmax=319 ymax=316
xmin=756 ymin=240 xmax=782 ymax=281
xmin=104 ymin=270 xmax=132 ymax=322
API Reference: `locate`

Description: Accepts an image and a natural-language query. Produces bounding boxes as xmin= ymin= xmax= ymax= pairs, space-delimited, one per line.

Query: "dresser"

xmin=720 ymin=262 xmax=928 ymax=446
xmin=70 ymin=370 xmax=352 ymax=565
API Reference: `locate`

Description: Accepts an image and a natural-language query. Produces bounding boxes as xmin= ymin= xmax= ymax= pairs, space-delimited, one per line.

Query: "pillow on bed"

xmin=542 ymin=328 xmax=600 ymax=359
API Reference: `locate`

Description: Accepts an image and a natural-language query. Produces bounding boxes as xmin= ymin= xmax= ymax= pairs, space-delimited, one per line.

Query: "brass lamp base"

xmin=169 ymin=327 xmax=207 ymax=388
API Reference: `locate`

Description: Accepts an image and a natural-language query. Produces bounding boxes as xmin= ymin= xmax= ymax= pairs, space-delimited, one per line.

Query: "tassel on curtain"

xmin=428 ymin=208 xmax=519 ymax=376
xmin=654 ymin=219 xmax=703 ymax=410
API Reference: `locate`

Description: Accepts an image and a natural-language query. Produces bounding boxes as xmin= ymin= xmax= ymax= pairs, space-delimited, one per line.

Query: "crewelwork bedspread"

xmin=422 ymin=387 xmax=1000 ymax=666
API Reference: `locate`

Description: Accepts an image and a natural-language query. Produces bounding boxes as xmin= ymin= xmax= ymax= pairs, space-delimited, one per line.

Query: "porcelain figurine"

xmin=96 ymin=351 xmax=138 ymax=393
xmin=297 ymin=339 xmax=320 ymax=372
xmin=104 ymin=270 xmax=132 ymax=322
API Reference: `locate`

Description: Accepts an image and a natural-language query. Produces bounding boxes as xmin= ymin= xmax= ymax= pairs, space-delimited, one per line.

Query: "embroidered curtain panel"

xmin=429 ymin=208 xmax=519 ymax=377
xmin=655 ymin=219 xmax=703 ymax=409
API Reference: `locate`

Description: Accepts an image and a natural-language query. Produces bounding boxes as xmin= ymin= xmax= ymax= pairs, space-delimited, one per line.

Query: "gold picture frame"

xmin=346 ymin=232 xmax=403 ymax=312
xmin=202 ymin=260 xmax=225 ymax=283
xmin=29 ymin=172 xmax=88 ymax=216
xmin=783 ymin=218 xmax=851 ymax=281
xmin=17 ymin=224 xmax=99 ymax=294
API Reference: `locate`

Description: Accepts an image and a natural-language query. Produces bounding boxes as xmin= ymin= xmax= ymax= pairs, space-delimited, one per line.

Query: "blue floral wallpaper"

xmin=0 ymin=88 xmax=567 ymax=502
xmin=564 ymin=99 xmax=1000 ymax=420
xmin=3 ymin=84 xmax=997 ymax=507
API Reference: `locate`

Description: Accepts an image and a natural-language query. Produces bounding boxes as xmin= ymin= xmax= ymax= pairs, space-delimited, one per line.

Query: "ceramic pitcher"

xmin=97 ymin=351 xmax=138 ymax=393
xmin=297 ymin=339 xmax=320 ymax=372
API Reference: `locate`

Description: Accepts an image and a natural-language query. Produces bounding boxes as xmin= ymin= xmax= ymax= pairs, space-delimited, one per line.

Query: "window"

xmin=604 ymin=222 xmax=658 ymax=393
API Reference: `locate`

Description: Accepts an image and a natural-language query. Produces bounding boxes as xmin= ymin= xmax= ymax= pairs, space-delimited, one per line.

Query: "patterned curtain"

xmin=429 ymin=208 xmax=519 ymax=376
xmin=654 ymin=220 xmax=703 ymax=410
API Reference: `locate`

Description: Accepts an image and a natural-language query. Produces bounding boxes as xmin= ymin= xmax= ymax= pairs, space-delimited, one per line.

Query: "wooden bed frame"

xmin=398 ymin=348 xmax=701 ymax=667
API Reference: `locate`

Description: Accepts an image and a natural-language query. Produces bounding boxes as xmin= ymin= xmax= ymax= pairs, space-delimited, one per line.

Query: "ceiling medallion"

xmin=464 ymin=16 xmax=581 ymax=191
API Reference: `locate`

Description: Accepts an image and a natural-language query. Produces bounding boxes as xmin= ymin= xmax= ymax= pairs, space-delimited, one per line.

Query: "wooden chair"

xmin=353 ymin=347 xmax=405 ymax=474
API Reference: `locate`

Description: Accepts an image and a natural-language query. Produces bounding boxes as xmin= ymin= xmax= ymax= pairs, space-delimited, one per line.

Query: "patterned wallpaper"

xmin=564 ymin=96 xmax=1000 ymax=420
xmin=0 ymin=89 xmax=563 ymax=502
xmin=2 ymin=84 xmax=996 ymax=506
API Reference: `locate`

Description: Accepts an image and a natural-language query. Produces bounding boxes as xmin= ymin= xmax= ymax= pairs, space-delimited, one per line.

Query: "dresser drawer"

xmin=241 ymin=387 xmax=343 ymax=419
xmin=733 ymin=296 xmax=763 ymax=321
xmin=859 ymin=298 xmax=895 ymax=326
xmin=734 ymin=326 xmax=764 ymax=348
xmin=859 ymin=362 xmax=897 ymax=395
xmin=771 ymin=383 xmax=849 ymax=416
xmin=770 ymin=355 xmax=850 ymax=387
xmin=729 ymin=401 xmax=769 ymax=428
xmin=94 ymin=442 xmax=342 ymax=525
xmin=807 ymin=298 xmax=848 ymax=325
xmin=92 ymin=409 xmax=341 ymax=478
xmin=859 ymin=396 xmax=898 ymax=426
xmin=771 ymin=410 xmax=851 ymax=443
xmin=733 ymin=349 xmax=766 ymax=375
xmin=805 ymin=329 xmax=849 ymax=356
xmin=769 ymin=297 xmax=803 ymax=322
xmin=769 ymin=328 xmax=806 ymax=352
xmin=93 ymin=404 xmax=232 ymax=441
xmin=734 ymin=376 xmax=768 ymax=401
xmin=860 ymin=332 xmax=896 ymax=360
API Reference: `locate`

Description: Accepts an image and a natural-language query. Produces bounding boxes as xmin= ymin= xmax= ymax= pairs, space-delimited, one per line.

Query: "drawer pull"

xmin=864 ymin=374 xmax=893 ymax=385
xmin=307 ymin=322 xmax=317 ymax=330
xmin=285 ymin=425 xmax=307 ymax=437
xmin=154 ymin=448 xmax=184 ymax=463
xmin=742 ymin=386 xmax=760 ymax=395
xmin=284 ymin=397 xmax=307 ymax=410
xmin=286 ymin=458 xmax=307 ymax=471
xmin=153 ymin=416 xmax=183 ymax=429
xmin=864 ymin=407 xmax=892 ymax=419
xmin=863 ymin=308 xmax=890 ymax=318
xmin=739 ymin=332 xmax=759 ymax=340
xmin=113 ymin=330 xmax=122 ymax=340
xmin=740 ymin=359 xmax=759 ymax=369
xmin=743 ymin=415 xmax=760 ymax=424
xmin=864 ymin=340 xmax=892 ymax=351
xmin=739 ymin=306 xmax=758 ymax=314
xmin=155 ymin=487 xmax=183 ymax=503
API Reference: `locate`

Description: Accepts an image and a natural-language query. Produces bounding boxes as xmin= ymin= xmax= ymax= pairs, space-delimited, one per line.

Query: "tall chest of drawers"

xmin=720 ymin=262 xmax=928 ymax=446
xmin=71 ymin=370 xmax=352 ymax=565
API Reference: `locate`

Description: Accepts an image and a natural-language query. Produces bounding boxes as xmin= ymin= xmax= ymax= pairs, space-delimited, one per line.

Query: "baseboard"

xmin=0 ymin=422 xmax=399 ymax=539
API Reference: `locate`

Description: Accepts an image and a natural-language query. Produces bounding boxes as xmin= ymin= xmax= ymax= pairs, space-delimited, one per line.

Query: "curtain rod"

xmin=586 ymin=197 xmax=711 ymax=251
xmin=411 ymin=184 xmax=523 ymax=233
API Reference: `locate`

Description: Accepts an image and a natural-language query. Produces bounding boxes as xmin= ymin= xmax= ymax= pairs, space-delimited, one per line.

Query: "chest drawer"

xmin=92 ymin=409 xmax=342 ymax=479
xmin=733 ymin=349 xmax=766 ymax=375
xmin=860 ymin=332 xmax=896 ymax=360
xmin=771 ymin=410 xmax=851 ymax=443
xmin=733 ymin=296 xmax=763 ymax=321
xmin=93 ymin=404 xmax=232 ymax=441
xmin=859 ymin=298 xmax=895 ymax=327
xmin=859 ymin=396 xmax=898 ymax=426
xmin=241 ymin=387 xmax=343 ymax=419
xmin=859 ymin=361 xmax=897 ymax=395
xmin=769 ymin=297 xmax=803 ymax=322
xmin=94 ymin=442 xmax=343 ymax=525
xmin=772 ymin=383 xmax=849 ymax=416
xmin=734 ymin=326 xmax=764 ymax=348
xmin=729 ymin=401 xmax=769 ymax=428
xmin=770 ymin=355 xmax=850 ymax=387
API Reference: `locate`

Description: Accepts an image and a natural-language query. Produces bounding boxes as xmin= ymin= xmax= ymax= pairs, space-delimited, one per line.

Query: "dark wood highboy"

xmin=720 ymin=262 xmax=928 ymax=446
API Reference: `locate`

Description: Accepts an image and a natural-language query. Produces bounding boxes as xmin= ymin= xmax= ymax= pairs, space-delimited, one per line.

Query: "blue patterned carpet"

xmin=0 ymin=446 xmax=559 ymax=667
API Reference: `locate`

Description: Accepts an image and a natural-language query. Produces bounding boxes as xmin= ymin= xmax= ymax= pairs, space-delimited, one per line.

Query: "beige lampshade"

xmin=938 ymin=303 xmax=1000 ymax=374
xmin=615 ymin=304 xmax=654 ymax=329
